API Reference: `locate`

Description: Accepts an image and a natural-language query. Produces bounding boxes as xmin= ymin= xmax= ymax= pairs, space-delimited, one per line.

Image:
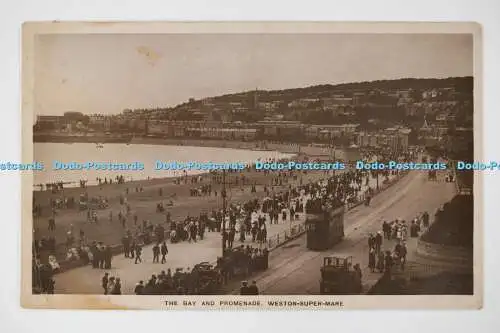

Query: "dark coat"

xmin=247 ymin=285 xmax=259 ymax=295
xmin=161 ymin=244 xmax=168 ymax=255
xmin=240 ymin=286 xmax=250 ymax=295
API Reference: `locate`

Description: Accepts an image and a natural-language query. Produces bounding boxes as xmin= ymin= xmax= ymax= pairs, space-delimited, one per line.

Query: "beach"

xmin=34 ymin=134 xmax=354 ymax=159
xmin=33 ymin=142 xmax=294 ymax=188
xmin=32 ymin=142 xmax=334 ymax=265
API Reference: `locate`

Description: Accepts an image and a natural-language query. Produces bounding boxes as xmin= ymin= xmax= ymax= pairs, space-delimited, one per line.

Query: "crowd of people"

xmin=367 ymin=212 xmax=431 ymax=276
xmin=32 ymin=258 xmax=56 ymax=294
xmin=303 ymin=169 xmax=369 ymax=215
xmin=32 ymin=148 xmax=415 ymax=294
xmin=96 ymin=175 xmax=127 ymax=186
xmin=130 ymin=265 xmax=219 ymax=295
xmin=101 ymin=273 xmax=122 ymax=295
xmin=124 ymin=244 xmax=267 ymax=295
xmin=239 ymin=280 xmax=260 ymax=295
xmin=34 ymin=158 xmax=378 ymax=280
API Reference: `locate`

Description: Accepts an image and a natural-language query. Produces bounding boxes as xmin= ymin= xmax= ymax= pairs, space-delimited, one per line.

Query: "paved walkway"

xmin=54 ymin=213 xmax=306 ymax=294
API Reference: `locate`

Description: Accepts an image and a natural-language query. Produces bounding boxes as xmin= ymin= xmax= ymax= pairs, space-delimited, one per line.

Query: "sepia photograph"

xmin=21 ymin=22 xmax=481 ymax=310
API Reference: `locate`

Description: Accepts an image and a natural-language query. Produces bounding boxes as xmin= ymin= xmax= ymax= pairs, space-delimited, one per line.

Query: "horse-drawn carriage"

xmin=190 ymin=262 xmax=223 ymax=294
xmin=217 ymin=247 xmax=269 ymax=280
xmin=218 ymin=249 xmax=251 ymax=278
xmin=157 ymin=263 xmax=222 ymax=295
xmin=319 ymin=256 xmax=362 ymax=295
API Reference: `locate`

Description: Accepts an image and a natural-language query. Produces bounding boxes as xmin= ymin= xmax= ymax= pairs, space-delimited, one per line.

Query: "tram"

xmin=305 ymin=206 xmax=345 ymax=251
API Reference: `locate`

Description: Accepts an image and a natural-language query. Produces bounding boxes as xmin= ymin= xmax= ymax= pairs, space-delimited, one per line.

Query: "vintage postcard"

xmin=21 ymin=21 xmax=482 ymax=309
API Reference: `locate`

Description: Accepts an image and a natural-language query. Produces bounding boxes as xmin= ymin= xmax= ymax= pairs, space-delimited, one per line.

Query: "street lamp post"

xmin=330 ymin=139 xmax=336 ymax=177
xmin=333 ymin=148 xmax=336 ymax=177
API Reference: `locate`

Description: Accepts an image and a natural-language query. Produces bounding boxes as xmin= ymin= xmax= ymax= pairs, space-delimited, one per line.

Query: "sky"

xmin=34 ymin=33 xmax=473 ymax=116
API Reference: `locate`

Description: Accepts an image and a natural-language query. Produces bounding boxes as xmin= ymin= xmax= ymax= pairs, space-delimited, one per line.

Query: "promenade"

xmin=54 ymin=213 xmax=304 ymax=294
xmin=54 ymin=169 xmax=385 ymax=294
xmin=34 ymin=167 xmax=321 ymax=261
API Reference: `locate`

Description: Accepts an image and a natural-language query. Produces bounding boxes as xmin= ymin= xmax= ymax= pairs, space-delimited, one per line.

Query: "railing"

xmin=266 ymin=223 xmax=306 ymax=250
xmin=450 ymin=160 xmax=473 ymax=196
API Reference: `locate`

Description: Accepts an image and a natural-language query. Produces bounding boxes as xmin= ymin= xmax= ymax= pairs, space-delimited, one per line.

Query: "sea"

xmin=33 ymin=143 xmax=294 ymax=188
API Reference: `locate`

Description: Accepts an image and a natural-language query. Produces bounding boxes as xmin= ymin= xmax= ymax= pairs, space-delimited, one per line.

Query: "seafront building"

xmin=357 ymin=127 xmax=411 ymax=152
xmin=33 ymin=79 xmax=472 ymax=150
xmin=304 ymin=124 xmax=359 ymax=141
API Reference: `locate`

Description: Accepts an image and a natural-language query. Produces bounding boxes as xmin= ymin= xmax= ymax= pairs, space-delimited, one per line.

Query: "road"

xmin=230 ymin=170 xmax=456 ymax=295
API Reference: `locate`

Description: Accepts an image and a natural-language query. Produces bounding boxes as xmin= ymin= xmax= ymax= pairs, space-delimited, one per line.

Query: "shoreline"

xmin=32 ymin=137 xmax=349 ymax=190
xmin=33 ymin=135 xmax=354 ymax=157
xmin=34 ymin=134 xmax=297 ymax=152
xmin=32 ymin=154 xmax=298 ymax=192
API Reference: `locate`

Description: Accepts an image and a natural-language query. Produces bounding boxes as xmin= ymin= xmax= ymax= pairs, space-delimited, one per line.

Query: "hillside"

xmin=208 ymin=76 xmax=473 ymax=103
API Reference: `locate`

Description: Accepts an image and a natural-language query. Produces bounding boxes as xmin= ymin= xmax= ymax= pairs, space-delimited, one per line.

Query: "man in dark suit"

xmin=247 ymin=281 xmax=259 ymax=295
xmin=160 ymin=241 xmax=168 ymax=264
xmin=240 ymin=281 xmax=250 ymax=295
xmin=101 ymin=273 xmax=109 ymax=295
xmin=152 ymin=243 xmax=160 ymax=263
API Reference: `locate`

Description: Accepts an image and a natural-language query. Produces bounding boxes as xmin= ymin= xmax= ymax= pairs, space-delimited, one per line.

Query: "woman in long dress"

xmin=239 ymin=222 xmax=245 ymax=242
xmin=111 ymin=278 xmax=122 ymax=295
xmin=377 ymin=250 xmax=385 ymax=273
xmin=368 ymin=247 xmax=376 ymax=273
